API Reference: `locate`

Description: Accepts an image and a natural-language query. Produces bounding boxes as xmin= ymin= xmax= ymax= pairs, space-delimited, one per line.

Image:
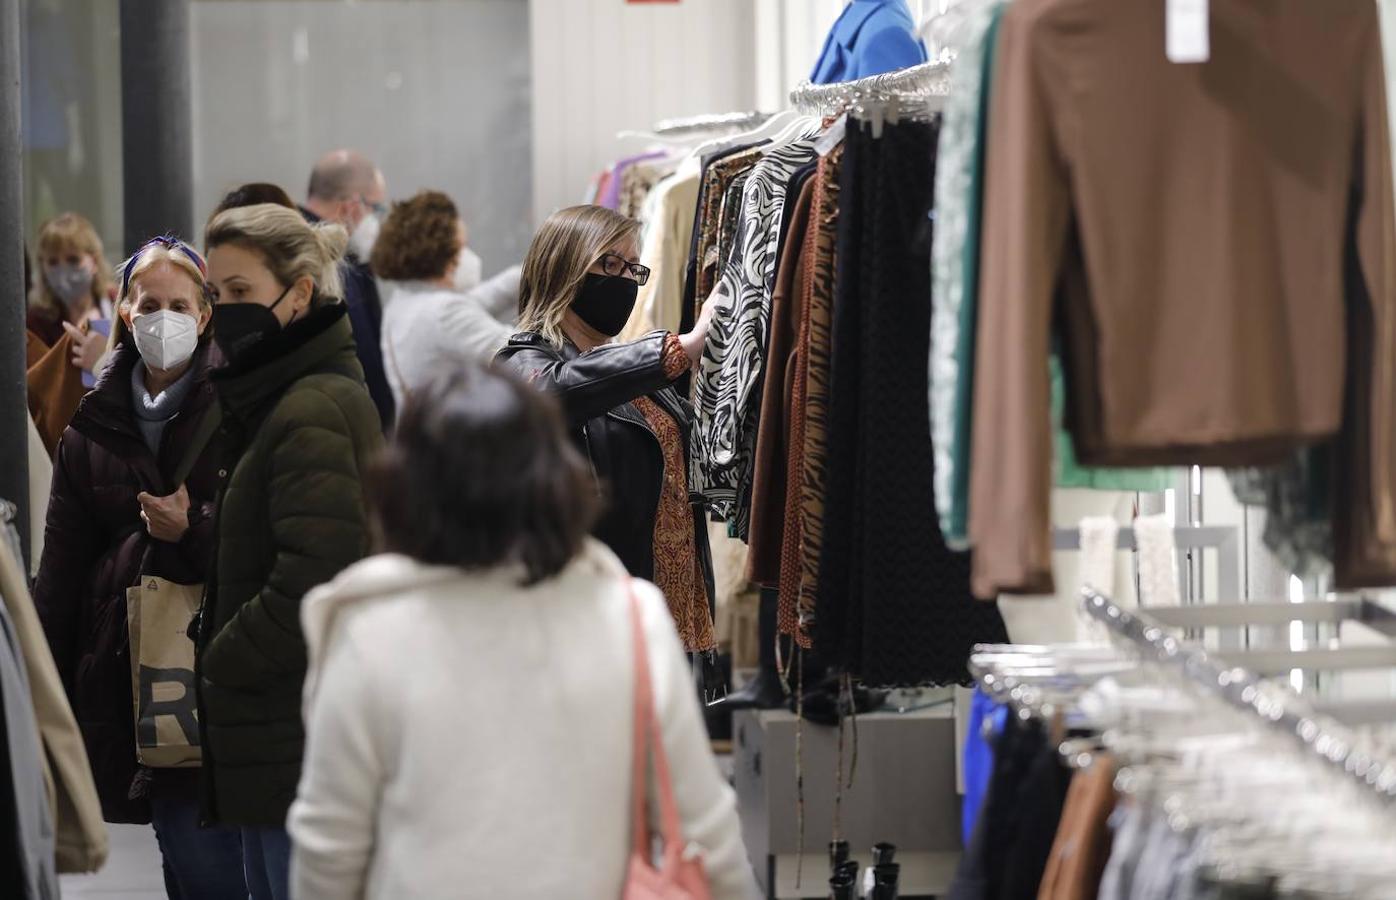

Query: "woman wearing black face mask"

xmin=199 ymin=203 xmax=382 ymax=900
xmin=497 ymin=205 xmax=720 ymax=658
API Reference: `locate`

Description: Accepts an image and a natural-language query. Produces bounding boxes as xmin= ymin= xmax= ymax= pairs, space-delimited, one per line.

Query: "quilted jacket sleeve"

xmin=31 ymin=432 xmax=102 ymax=690
xmin=202 ymin=387 xmax=372 ymax=688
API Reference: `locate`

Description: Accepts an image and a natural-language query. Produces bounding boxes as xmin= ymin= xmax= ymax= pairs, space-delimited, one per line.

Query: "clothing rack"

xmin=788 ymin=60 xmax=952 ymax=116
xmin=1082 ymin=588 xmax=1396 ymax=808
xmin=651 ymin=111 xmax=771 ymax=137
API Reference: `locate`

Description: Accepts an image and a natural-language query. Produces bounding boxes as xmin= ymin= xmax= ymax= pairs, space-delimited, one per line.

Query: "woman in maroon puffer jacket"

xmin=32 ymin=236 xmax=246 ymax=898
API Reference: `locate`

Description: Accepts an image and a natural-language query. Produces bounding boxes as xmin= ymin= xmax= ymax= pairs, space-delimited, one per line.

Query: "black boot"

xmin=871 ymin=863 xmax=900 ymax=899
xmin=714 ymin=587 xmax=786 ymax=710
xmin=829 ymin=870 xmax=857 ymax=900
xmin=828 ymin=840 xmax=851 ymax=872
xmin=792 ymin=675 xmax=890 ymax=727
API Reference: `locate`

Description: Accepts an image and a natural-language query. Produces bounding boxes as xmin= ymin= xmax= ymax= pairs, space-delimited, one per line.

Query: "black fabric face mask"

xmin=212 ymin=285 xmax=294 ymax=361
xmin=570 ymin=273 xmax=638 ymax=338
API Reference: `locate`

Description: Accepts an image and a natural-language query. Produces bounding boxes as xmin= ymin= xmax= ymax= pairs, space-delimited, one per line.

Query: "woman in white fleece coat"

xmin=288 ymin=363 xmax=758 ymax=900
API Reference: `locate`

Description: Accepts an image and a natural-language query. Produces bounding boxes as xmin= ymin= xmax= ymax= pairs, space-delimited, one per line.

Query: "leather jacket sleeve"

xmin=498 ymin=332 xmax=676 ymax=427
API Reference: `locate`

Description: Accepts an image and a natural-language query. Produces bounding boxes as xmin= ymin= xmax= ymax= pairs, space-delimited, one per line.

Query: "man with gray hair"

xmin=300 ymin=149 xmax=395 ymax=428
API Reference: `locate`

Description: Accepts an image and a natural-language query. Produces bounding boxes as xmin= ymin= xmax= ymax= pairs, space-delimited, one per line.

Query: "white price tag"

xmin=814 ymin=114 xmax=847 ymax=157
xmin=1166 ymin=0 xmax=1209 ymax=64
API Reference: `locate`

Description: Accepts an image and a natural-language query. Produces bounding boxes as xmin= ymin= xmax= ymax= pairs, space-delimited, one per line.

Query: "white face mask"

xmin=453 ymin=246 xmax=483 ymax=292
xmin=132 ymin=309 xmax=199 ymax=372
xmin=349 ymin=212 xmax=380 ymax=262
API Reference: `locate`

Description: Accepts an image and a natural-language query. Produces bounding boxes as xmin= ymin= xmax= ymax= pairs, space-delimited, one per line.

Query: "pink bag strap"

xmin=627 ymin=579 xmax=686 ymax=861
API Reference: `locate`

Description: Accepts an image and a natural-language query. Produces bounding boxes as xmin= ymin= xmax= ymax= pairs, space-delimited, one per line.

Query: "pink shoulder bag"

xmin=622 ymin=580 xmax=712 ymax=900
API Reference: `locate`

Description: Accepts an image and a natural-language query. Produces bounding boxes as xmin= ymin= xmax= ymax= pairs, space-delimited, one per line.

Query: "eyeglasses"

xmin=598 ymin=252 xmax=651 ymax=285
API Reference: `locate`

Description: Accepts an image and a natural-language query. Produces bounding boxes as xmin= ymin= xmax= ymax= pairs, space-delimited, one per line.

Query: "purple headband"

xmin=121 ymin=235 xmax=208 ymax=298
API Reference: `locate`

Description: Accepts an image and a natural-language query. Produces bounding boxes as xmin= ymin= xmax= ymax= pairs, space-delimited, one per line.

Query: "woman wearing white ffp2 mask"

xmin=33 ymin=235 xmax=249 ymax=898
xmin=132 ymin=309 xmax=200 ymax=373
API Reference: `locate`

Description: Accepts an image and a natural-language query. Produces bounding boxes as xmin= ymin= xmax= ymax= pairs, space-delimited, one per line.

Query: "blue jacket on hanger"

xmin=809 ymin=0 xmax=928 ymax=85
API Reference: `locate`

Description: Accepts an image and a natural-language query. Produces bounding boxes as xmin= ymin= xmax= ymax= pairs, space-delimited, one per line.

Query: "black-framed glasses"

xmin=598 ymin=252 xmax=651 ymax=285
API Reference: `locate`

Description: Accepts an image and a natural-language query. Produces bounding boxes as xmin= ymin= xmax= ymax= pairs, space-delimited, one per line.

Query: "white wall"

xmin=752 ymin=0 xmax=846 ymax=111
xmin=528 ymin=0 xmax=758 ymax=224
xmin=191 ymin=0 xmax=534 ymax=275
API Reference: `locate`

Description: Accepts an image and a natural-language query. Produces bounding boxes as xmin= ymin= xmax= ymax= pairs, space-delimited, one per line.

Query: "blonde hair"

xmin=518 ymin=205 xmax=640 ymax=347
xmin=109 ymin=238 xmax=211 ymax=351
xmin=29 ymin=212 xmax=114 ymax=321
xmin=204 ymin=203 xmax=348 ymax=300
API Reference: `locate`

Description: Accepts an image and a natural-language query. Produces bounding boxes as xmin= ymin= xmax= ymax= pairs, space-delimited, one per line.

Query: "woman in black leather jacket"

xmin=497 ymin=205 xmax=720 ymax=658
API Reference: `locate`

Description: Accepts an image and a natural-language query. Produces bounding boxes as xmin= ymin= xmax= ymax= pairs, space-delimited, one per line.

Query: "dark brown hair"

xmin=370 ymin=189 xmax=461 ymax=281
xmin=369 ymin=362 xmax=598 ymax=584
xmin=212 ymin=182 xmax=296 ymax=220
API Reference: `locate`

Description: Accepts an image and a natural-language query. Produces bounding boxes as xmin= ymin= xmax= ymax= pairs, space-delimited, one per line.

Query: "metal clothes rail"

xmin=1082 ymin=589 xmax=1396 ymax=807
xmin=788 ymin=60 xmax=952 ymax=116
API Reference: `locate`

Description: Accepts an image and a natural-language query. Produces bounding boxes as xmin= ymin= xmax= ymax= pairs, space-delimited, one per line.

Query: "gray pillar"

xmin=119 ymin=0 xmax=193 ymax=254
xmin=0 ymin=0 xmax=31 ymax=569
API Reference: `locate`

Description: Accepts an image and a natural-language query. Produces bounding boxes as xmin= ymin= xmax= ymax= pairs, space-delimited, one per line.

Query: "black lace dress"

xmin=814 ymin=115 xmax=1008 ymax=687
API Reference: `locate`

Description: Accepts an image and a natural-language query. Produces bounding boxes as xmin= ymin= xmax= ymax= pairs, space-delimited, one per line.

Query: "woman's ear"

xmin=293 ymin=275 xmax=316 ymax=311
xmin=195 ymin=302 xmax=213 ymax=336
xmin=118 ymin=300 xmax=134 ymax=332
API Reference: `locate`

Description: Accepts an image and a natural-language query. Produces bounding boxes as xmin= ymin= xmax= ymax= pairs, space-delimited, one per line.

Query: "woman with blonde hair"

xmin=26 ymin=213 xmax=119 ymax=454
xmin=199 ymin=202 xmax=382 ymax=900
xmin=33 ymin=235 xmax=247 ymax=898
xmin=496 ymin=205 xmax=721 ymax=661
xmin=27 ymin=211 xmax=115 ymax=349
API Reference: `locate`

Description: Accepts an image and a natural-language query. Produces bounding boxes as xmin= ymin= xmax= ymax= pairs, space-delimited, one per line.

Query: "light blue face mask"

xmin=44 ymin=262 xmax=94 ymax=307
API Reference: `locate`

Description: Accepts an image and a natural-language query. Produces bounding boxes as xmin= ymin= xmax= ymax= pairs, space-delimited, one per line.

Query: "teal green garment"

xmin=939 ymin=4 xmax=1006 ymax=547
xmin=1050 ymin=356 xmax=1174 ymax=491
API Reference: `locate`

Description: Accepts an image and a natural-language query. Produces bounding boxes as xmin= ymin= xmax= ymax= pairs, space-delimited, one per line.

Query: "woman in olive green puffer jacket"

xmin=197 ymin=203 xmax=383 ymax=897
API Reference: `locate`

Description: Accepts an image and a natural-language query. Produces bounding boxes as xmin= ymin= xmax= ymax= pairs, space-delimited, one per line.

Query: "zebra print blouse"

xmin=690 ymin=131 xmax=821 ymax=539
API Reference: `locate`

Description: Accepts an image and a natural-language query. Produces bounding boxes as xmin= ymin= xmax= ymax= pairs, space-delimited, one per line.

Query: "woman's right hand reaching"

xmin=679 ymin=292 xmax=723 ymax=368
